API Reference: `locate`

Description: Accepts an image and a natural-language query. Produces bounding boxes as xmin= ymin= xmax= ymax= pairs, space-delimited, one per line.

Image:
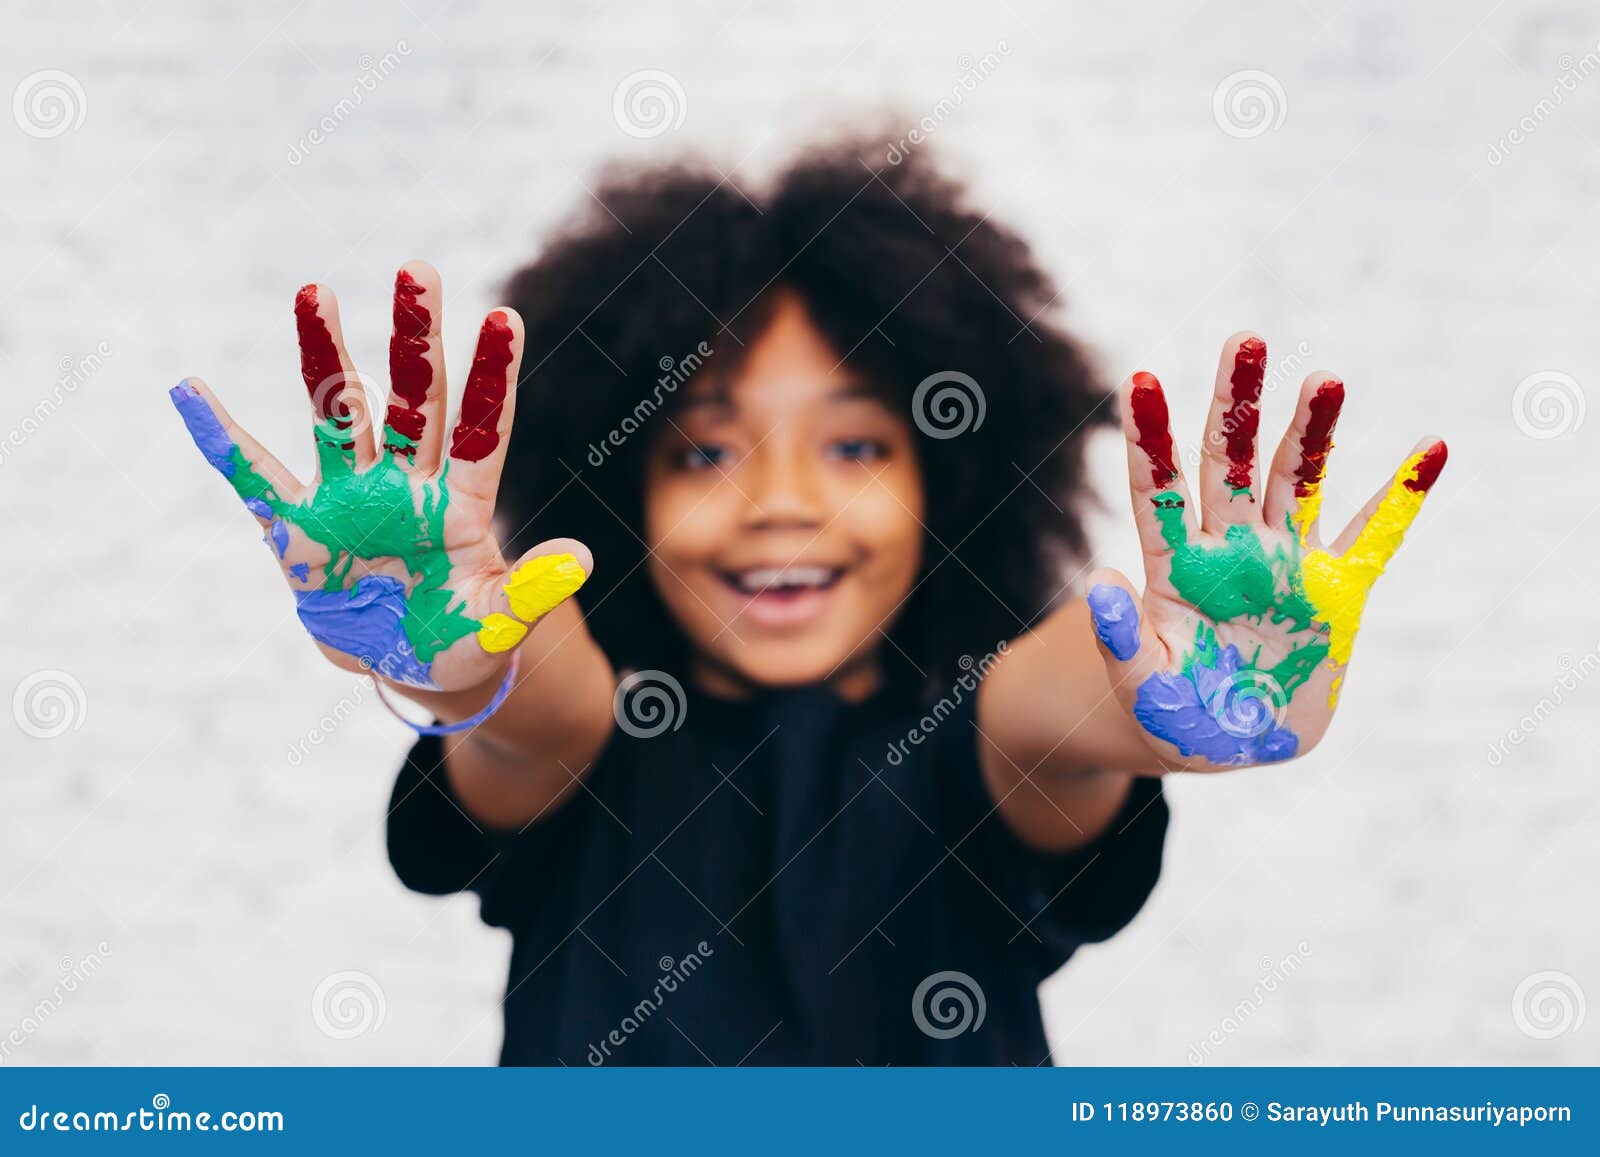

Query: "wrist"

xmin=374 ymin=653 xmax=520 ymax=736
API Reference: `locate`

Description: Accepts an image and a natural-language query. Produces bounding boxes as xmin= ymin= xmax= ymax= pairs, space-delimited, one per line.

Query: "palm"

xmin=171 ymin=262 xmax=588 ymax=693
xmin=1088 ymin=334 xmax=1446 ymax=771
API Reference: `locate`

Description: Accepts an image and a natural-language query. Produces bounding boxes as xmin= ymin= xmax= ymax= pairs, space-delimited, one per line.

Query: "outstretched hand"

xmin=1086 ymin=333 xmax=1446 ymax=770
xmin=170 ymin=262 xmax=591 ymax=694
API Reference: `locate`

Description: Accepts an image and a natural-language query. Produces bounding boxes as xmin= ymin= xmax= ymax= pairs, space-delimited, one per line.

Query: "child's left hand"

xmin=1085 ymin=332 xmax=1447 ymax=770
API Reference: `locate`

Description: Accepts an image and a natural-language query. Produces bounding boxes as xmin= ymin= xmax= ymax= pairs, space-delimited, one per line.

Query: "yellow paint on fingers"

xmin=1300 ymin=448 xmax=1436 ymax=700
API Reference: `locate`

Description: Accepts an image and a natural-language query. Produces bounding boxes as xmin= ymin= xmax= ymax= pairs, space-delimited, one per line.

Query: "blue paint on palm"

xmin=1087 ymin=584 xmax=1141 ymax=661
xmin=1133 ymin=641 xmax=1299 ymax=765
xmin=294 ymin=575 xmax=436 ymax=688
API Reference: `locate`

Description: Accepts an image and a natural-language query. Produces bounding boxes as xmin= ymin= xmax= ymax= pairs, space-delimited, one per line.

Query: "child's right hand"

xmin=169 ymin=261 xmax=591 ymax=694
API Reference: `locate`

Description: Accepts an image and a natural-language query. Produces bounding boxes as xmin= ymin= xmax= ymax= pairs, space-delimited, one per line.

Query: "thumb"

xmin=1084 ymin=567 xmax=1166 ymax=696
xmin=475 ymin=537 xmax=594 ymax=654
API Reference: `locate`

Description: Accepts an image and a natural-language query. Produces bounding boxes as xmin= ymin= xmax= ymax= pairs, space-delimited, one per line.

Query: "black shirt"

xmin=387 ymin=681 xmax=1168 ymax=1066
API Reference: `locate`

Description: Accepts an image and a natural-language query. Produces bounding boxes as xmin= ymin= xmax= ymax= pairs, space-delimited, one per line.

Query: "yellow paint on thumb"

xmin=477 ymin=612 xmax=529 ymax=654
xmin=505 ymin=552 xmax=588 ymax=622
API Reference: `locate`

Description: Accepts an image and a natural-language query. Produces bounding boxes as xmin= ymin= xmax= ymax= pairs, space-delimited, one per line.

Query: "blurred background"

xmin=1 ymin=0 xmax=1596 ymax=1064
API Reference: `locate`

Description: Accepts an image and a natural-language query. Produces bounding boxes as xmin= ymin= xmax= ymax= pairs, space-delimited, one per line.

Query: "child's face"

xmin=644 ymin=293 xmax=925 ymax=696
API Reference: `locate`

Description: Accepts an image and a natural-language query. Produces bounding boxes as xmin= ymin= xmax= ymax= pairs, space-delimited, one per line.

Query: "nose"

xmin=741 ymin=440 xmax=824 ymax=530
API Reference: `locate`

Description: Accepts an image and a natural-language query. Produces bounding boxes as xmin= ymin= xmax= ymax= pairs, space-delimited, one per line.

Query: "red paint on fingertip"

xmin=1405 ymin=441 xmax=1448 ymax=493
xmin=295 ymin=285 xmax=347 ymax=427
xmin=1129 ymin=375 xmax=1179 ymax=486
xmin=386 ymin=270 xmax=433 ymax=454
xmin=1294 ymin=379 xmax=1344 ymax=496
xmin=1223 ymin=338 xmax=1266 ymax=492
xmin=450 ymin=314 xmax=515 ymax=462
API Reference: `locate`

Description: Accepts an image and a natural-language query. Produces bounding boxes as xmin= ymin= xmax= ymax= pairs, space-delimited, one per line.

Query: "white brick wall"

xmin=1 ymin=0 xmax=1595 ymax=1064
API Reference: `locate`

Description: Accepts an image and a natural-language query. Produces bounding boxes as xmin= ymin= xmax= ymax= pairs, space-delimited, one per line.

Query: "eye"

xmin=827 ymin=438 xmax=889 ymax=463
xmin=673 ymin=443 xmax=731 ymax=472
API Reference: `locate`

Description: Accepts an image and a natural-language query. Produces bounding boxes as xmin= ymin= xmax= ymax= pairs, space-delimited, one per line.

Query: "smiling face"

xmin=644 ymin=293 xmax=925 ymax=698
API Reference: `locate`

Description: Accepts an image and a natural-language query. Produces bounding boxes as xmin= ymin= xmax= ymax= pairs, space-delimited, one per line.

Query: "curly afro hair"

xmin=497 ymin=139 xmax=1114 ymax=696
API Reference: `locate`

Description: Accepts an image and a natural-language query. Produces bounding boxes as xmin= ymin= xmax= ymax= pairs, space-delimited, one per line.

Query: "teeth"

xmin=735 ymin=565 xmax=836 ymax=593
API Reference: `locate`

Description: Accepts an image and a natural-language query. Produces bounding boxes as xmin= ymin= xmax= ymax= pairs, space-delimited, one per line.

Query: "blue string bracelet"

xmin=373 ymin=654 xmax=519 ymax=737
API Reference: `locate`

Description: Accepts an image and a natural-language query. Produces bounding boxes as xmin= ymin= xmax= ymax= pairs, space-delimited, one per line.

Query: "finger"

xmin=1327 ymin=439 xmax=1447 ymax=558
xmin=475 ymin=538 xmax=593 ymax=654
xmin=1120 ymin=371 xmax=1198 ymax=590
xmin=1302 ymin=438 xmax=1447 ymax=679
xmin=384 ymin=261 xmax=448 ymax=472
xmin=1085 ymin=568 xmax=1167 ymax=691
xmin=445 ymin=308 xmax=524 ymax=502
xmin=1198 ymin=331 xmax=1267 ymax=527
xmin=169 ymin=377 xmax=305 ymax=518
xmin=295 ymin=283 xmax=378 ymax=471
xmin=170 ymin=377 xmax=325 ymax=580
xmin=1263 ymin=373 xmax=1345 ymax=542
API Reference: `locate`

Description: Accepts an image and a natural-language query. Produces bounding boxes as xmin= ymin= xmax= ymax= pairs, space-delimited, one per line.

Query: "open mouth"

xmin=721 ymin=564 xmax=844 ymax=596
xmin=716 ymin=564 xmax=848 ymax=628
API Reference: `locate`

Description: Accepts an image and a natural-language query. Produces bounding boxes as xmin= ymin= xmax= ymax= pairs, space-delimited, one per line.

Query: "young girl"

xmin=169 ymin=142 xmax=1445 ymax=1066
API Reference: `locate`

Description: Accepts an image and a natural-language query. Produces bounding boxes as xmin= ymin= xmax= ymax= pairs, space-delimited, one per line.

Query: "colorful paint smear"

xmin=1117 ymin=358 xmax=1443 ymax=764
xmin=1133 ymin=627 xmax=1299 ymax=765
xmin=172 ymin=310 xmax=584 ymax=686
xmin=1298 ymin=443 xmax=1446 ymax=699
xmin=385 ymin=270 xmax=431 ymax=457
xmin=1129 ymin=372 xmax=1179 ymax=487
xmin=450 ymin=313 xmax=514 ymax=462
xmin=1087 ymin=584 xmax=1141 ymax=661
xmin=1223 ymin=338 xmax=1266 ymax=496
xmin=1294 ymin=380 xmax=1343 ymax=498
xmin=295 ymin=287 xmax=346 ymax=422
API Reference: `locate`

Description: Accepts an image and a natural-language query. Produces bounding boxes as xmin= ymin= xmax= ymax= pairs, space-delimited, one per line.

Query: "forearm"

xmin=981 ymin=599 xmax=1174 ymax=778
xmin=974 ymin=598 xmax=1174 ymax=852
xmin=385 ymin=599 xmax=616 ymax=829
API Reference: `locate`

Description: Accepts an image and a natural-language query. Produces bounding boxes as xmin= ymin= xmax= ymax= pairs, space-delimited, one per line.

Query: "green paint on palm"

xmin=221 ymin=422 xmax=479 ymax=661
xmin=1156 ymin=492 xmax=1330 ymax=703
xmin=1153 ymin=493 xmax=1318 ymax=631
